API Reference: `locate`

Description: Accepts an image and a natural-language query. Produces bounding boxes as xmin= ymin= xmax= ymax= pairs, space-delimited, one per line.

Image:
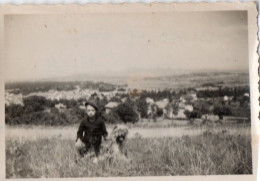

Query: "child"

xmin=75 ymin=101 xmax=108 ymax=163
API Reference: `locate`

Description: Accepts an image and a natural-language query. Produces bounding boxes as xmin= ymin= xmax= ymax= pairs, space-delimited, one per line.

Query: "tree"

xmin=5 ymin=104 xmax=24 ymax=118
xmin=157 ymin=108 xmax=164 ymax=117
xmin=213 ymin=105 xmax=232 ymax=120
xmin=23 ymin=96 xmax=48 ymax=113
xmin=59 ymin=99 xmax=77 ymax=108
xmin=110 ymin=96 xmax=122 ymax=103
xmin=136 ymin=98 xmax=148 ymax=118
xmin=116 ymin=103 xmax=139 ymax=123
xmin=103 ymin=111 xmax=122 ymax=124
xmin=184 ymin=110 xmax=202 ymax=119
xmin=172 ymin=101 xmax=180 ymax=116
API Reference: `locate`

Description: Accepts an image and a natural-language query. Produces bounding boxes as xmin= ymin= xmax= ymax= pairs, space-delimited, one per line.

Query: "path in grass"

xmin=5 ymin=123 xmax=251 ymax=141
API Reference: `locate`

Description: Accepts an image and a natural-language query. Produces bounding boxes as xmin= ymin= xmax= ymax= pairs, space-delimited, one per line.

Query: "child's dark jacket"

xmin=76 ymin=116 xmax=108 ymax=144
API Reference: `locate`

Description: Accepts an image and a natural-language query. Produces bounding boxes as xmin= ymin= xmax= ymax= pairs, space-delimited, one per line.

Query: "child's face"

xmin=86 ymin=105 xmax=96 ymax=117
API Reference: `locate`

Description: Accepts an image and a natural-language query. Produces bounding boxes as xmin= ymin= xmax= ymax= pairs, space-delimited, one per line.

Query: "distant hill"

xmin=50 ymin=69 xmax=249 ymax=90
xmin=129 ymin=71 xmax=249 ymax=90
xmin=6 ymin=69 xmax=249 ymax=92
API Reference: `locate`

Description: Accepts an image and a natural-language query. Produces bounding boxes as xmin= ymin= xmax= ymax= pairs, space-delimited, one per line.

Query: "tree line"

xmin=5 ymin=86 xmax=250 ymax=125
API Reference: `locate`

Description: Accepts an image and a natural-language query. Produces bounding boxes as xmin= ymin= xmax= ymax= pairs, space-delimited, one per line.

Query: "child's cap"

xmin=85 ymin=100 xmax=98 ymax=110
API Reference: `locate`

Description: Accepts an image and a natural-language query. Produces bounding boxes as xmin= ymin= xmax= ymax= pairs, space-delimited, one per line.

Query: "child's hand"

xmin=75 ymin=139 xmax=84 ymax=149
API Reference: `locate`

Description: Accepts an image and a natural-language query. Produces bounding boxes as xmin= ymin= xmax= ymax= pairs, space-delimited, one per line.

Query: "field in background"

xmin=5 ymin=121 xmax=251 ymax=140
xmin=5 ymin=123 xmax=252 ymax=178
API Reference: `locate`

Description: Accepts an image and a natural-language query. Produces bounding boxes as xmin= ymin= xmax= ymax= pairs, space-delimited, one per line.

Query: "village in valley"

xmin=5 ymin=76 xmax=250 ymax=126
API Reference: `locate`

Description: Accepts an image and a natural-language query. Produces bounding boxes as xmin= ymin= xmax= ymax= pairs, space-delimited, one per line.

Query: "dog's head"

xmin=112 ymin=125 xmax=129 ymax=145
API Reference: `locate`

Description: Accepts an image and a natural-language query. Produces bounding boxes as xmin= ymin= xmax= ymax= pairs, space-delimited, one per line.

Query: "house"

xmin=223 ymin=95 xmax=229 ymax=102
xmin=155 ymin=98 xmax=169 ymax=109
xmin=55 ymin=103 xmax=67 ymax=110
xmin=105 ymin=102 xmax=120 ymax=114
xmin=145 ymin=97 xmax=154 ymax=104
xmin=179 ymin=96 xmax=186 ymax=103
xmin=184 ymin=104 xmax=193 ymax=112
xmin=189 ymin=93 xmax=197 ymax=101
xmin=155 ymin=98 xmax=169 ymax=116
xmin=121 ymin=97 xmax=128 ymax=103
xmin=244 ymin=93 xmax=249 ymax=97
xmin=190 ymin=92 xmax=197 ymax=99
xmin=174 ymin=108 xmax=186 ymax=119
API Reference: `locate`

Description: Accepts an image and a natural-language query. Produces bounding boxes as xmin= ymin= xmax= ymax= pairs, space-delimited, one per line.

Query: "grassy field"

xmin=6 ymin=126 xmax=252 ymax=178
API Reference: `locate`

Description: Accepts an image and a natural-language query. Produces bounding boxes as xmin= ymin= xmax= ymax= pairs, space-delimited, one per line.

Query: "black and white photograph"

xmin=0 ymin=2 xmax=259 ymax=180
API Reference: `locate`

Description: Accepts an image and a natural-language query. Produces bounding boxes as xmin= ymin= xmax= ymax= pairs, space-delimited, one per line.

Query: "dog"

xmin=98 ymin=125 xmax=129 ymax=162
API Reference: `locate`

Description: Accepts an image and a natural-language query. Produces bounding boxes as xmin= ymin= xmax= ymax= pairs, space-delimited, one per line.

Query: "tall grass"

xmin=6 ymin=132 xmax=252 ymax=178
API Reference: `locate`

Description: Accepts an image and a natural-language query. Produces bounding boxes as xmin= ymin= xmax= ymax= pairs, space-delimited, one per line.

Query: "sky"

xmin=4 ymin=11 xmax=248 ymax=82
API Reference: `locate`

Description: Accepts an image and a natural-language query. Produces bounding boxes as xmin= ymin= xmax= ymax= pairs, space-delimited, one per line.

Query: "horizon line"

xmin=4 ymin=68 xmax=249 ymax=84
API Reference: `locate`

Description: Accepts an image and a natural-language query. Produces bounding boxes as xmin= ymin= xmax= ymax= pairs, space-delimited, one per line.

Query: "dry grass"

xmin=6 ymin=130 xmax=252 ymax=178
